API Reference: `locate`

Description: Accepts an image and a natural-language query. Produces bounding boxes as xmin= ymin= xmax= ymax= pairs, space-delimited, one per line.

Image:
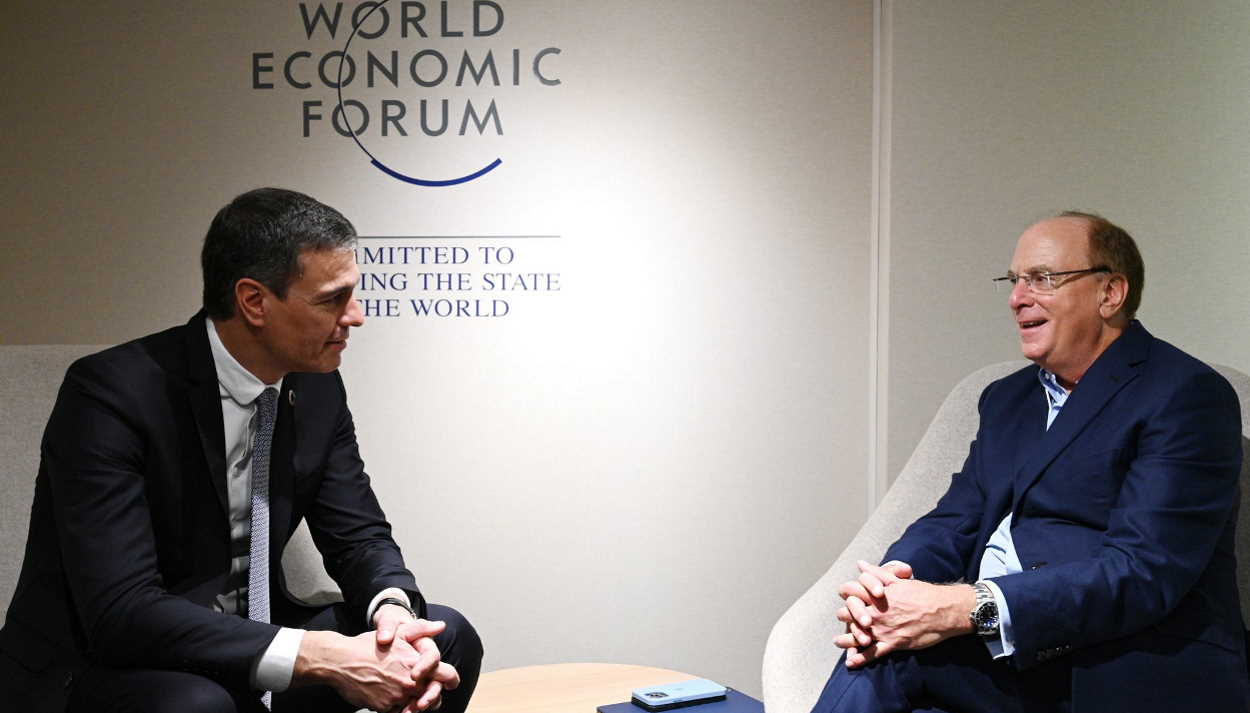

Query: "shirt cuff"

xmin=252 ymin=627 xmax=305 ymax=692
xmin=980 ymin=578 xmax=1015 ymax=659
xmin=366 ymin=587 xmax=413 ymax=628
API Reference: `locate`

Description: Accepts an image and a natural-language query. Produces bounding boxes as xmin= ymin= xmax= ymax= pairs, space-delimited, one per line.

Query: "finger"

xmin=835 ymin=608 xmax=874 ymax=647
xmin=885 ymin=561 xmax=913 ymax=579
xmin=433 ymin=661 xmax=460 ymax=690
xmin=857 ymin=571 xmax=886 ymax=599
xmin=375 ymin=620 xmax=397 ymax=646
xmin=856 ymin=560 xmax=905 ymax=597
xmin=850 ymin=640 xmax=885 ymax=668
xmin=837 ymin=580 xmax=872 ymax=603
xmin=849 ymin=622 xmax=874 ymax=647
xmin=409 ymin=638 xmax=442 ymax=683
xmin=834 ymin=632 xmax=858 ymax=649
xmin=415 ymin=634 xmax=443 ymax=663
xmin=858 ymin=560 xmax=904 ymax=589
xmin=410 ymin=655 xmax=439 ymax=685
xmin=845 ymin=596 xmax=873 ymax=629
xmin=417 ymin=681 xmax=444 ymax=711
xmin=397 ymin=619 xmax=447 ymax=642
xmin=835 ymin=629 xmax=874 ymax=649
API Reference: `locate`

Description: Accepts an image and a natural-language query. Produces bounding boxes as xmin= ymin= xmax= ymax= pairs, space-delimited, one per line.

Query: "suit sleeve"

xmin=882 ymin=384 xmax=996 ymax=582
xmin=45 ymin=361 xmax=278 ymax=689
xmin=992 ymin=368 xmax=1242 ymax=668
xmin=303 ymin=373 xmax=425 ymax=626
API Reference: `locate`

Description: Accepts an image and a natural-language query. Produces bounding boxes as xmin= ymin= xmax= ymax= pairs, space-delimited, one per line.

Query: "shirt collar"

xmin=1037 ymin=367 xmax=1070 ymax=408
xmin=205 ymin=316 xmax=283 ymax=406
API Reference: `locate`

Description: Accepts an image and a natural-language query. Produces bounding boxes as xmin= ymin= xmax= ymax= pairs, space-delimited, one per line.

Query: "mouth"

xmin=1018 ymin=319 xmax=1047 ymax=332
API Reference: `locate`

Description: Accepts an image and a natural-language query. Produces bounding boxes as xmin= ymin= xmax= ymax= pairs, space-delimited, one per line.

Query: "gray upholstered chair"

xmin=760 ymin=360 xmax=1250 ymax=713
xmin=0 ymin=345 xmax=341 ymax=625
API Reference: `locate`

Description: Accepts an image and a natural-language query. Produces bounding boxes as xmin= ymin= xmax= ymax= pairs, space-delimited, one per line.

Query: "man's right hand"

xmin=294 ymin=629 xmax=436 ymax=713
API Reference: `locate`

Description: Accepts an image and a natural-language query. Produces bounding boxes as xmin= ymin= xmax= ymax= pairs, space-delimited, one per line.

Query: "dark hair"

xmin=201 ymin=188 xmax=356 ymax=319
xmin=1059 ymin=210 xmax=1144 ymax=321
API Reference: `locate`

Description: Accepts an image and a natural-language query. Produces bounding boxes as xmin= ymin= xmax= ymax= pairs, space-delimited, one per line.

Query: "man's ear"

xmin=1099 ymin=273 xmax=1128 ymax=320
xmin=234 ymin=278 xmax=268 ymax=327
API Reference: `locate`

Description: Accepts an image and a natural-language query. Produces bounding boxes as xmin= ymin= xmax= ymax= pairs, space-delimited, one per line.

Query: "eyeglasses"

xmin=991 ymin=267 xmax=1110 ymax=294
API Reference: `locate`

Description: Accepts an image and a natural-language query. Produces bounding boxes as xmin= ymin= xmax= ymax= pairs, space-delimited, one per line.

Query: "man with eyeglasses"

xmin=810 ymin=212 xmax=1248 ymax=713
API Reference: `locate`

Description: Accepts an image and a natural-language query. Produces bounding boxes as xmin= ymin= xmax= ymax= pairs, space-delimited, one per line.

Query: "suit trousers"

xmin=64 ymin=603 xmax=483 ymax=713
xmin=810 ymin=636 xmax=1070 ymax=713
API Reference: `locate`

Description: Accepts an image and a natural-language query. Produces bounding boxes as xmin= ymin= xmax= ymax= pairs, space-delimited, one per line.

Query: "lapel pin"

xmin=288 ymin=390 xmax=296 ymax=407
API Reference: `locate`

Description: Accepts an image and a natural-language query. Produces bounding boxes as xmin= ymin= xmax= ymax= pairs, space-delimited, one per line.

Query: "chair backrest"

xmin=0 ymin=345 xmax=103 ymax=622
xmin=0 ymin=344 xmax=340 ymax=622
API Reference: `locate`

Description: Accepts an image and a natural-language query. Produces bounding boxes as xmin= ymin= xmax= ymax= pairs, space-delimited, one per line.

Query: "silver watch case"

xmin=970 ymin=582 xmax=1000 ymax=638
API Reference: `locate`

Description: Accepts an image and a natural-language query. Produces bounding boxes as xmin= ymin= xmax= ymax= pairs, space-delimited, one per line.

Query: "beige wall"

xmin=1 ymin=0 xmax=874 ymax=696
xmin=884 ymin=0 xmax=1250 ymax=481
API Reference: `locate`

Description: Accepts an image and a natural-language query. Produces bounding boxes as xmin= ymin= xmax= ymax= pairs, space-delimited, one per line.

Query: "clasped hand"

xmin=365 ymin=608 xmax=461 ymax=713
xmin=312 ymin=610 xmax=458 ymax=713
xmin=833 ymin=560 xmax=973 ymax=669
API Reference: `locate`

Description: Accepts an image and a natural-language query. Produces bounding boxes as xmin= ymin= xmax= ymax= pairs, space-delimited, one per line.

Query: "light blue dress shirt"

xmin=977 ymin=368 xmax=1069 ymax=659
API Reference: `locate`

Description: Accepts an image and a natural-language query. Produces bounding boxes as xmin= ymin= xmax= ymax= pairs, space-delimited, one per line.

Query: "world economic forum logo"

xmin=252 ymin=0 xmax=562 ymax=187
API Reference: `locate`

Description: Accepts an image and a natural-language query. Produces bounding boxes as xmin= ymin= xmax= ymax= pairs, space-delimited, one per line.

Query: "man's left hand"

xmin=835 ymin=562 xmax=976 ymax=669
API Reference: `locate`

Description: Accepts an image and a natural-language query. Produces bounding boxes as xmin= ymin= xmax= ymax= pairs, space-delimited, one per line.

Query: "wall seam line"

xmin=868 ymin=0 xmax=893 ymax=514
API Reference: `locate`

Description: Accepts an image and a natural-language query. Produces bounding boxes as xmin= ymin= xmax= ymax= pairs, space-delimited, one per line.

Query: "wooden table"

xmin=465 ymin=663 xmax=698 ymax=713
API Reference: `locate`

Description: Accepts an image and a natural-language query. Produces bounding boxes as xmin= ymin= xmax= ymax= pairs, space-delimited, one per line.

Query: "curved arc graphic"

xmin=334 ymin=0 xmax=502 ymax=187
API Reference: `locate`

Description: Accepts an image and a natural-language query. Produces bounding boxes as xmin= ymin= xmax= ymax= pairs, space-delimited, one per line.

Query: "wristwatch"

xmin=970 ymin=581 xmax=1000 ymax=638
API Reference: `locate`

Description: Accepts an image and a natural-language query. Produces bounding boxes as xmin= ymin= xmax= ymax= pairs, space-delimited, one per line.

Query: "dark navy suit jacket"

xmin=0 ymin=313 xmax=423 ymax=711
xmin=884 ymin=321 xmax=1248 ymax=711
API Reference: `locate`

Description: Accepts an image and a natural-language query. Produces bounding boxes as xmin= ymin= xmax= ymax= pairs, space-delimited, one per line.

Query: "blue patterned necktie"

xmin=248 ymin=387 xmax=278 ymax=708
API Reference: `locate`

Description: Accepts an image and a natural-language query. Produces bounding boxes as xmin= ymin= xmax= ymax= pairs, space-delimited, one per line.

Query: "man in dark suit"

xmin=0 ymin=188 xmax=483 ymax=713
xmin=811 ymin=213 xmax=1248 ymax=712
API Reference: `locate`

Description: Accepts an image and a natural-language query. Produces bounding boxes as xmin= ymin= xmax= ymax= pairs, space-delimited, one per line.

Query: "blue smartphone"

xmin=631 ymin=679 xmax=728 ymax=711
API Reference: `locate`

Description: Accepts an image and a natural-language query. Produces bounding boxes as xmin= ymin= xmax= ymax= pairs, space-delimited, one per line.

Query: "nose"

xmin=343 ymin=296 xmax=365 ymax=328
xmin=1008 ymin=277 xmax=1032 ymax=311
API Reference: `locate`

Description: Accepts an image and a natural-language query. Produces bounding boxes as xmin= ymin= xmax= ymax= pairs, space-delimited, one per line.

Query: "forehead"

xmin=1011 ymin=217 xmax=1090 ymax=270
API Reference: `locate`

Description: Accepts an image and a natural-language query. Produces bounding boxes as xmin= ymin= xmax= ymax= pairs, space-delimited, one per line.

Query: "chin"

xmin=322 ymin=354 xmax=344 ymax=372
xmin=294 ymin=356 xmax=340 ymax=374
xmin=1018 ymin=342 xmax=1048 ymax=364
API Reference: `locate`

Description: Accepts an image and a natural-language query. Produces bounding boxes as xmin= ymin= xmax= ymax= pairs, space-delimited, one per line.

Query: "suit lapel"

xmin=1012 ymin=322 xmax=1151 ymax=512
xmin=1008 ymin=371 xmax=1049 ymax=481
xmin=182 ymin=312 xmax=230 ymax=517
